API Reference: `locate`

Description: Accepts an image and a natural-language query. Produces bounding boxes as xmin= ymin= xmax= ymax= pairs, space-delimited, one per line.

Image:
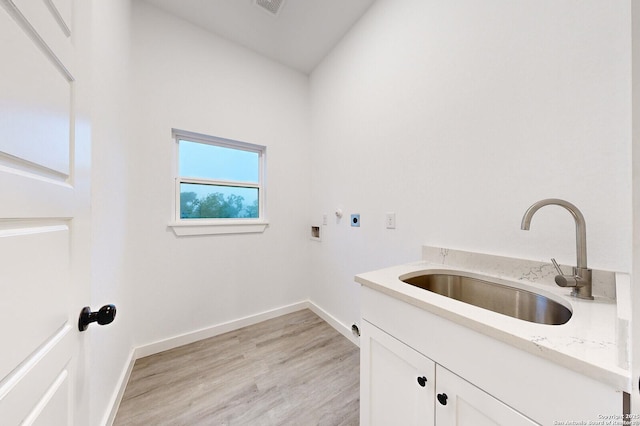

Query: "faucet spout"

xmin=520 ymin=198 xmax=587 ymax=269
xmin=520 ymin=198 xmax=593 ymax=300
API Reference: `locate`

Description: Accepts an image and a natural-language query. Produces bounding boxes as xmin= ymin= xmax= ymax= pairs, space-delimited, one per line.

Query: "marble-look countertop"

xmin=355 ymin=247 xmax=631 ymax=392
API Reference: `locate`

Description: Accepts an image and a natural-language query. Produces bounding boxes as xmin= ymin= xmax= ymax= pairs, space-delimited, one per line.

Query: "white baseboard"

xmin=307 ymin=301 xmax=360 ymax=347
xmin=134 ymin=301 xmax=309 ymax=358
xmin=104 ymin=300 xmax=358 ymax=425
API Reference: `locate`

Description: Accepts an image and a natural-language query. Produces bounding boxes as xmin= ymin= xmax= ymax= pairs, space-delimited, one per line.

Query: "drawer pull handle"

xmin=437 ymin=393 xmax=448 ymax=405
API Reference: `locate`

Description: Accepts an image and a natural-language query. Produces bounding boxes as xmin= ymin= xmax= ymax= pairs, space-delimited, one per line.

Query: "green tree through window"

xmin=180 ymin=191 xmax=259 ymax=219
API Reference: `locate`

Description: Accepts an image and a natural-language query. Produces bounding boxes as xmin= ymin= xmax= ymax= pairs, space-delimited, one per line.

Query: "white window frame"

xmin=168 ymin=129 xmax=268 ymax=236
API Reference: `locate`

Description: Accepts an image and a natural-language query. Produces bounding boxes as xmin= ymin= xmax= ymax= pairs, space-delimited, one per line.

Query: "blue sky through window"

xmin=179 ymin=140 xmax=259 ymax=182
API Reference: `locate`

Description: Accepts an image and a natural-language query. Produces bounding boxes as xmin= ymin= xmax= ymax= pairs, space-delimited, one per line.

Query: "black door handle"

xmin=78 ymin=304 xmax=116 ymax=331
xmin=417 ymin=376 xmax=427 ymax=387
xmin=437 ymin=393 xmax=448 ymax=405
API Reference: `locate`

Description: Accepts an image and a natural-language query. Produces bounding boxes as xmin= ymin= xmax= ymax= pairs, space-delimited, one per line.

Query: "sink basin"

xmin=400 ymin=273 xmax=572 ymax=325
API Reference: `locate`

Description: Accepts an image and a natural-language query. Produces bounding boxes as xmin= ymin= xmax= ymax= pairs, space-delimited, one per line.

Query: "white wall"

xmin=129 ymin=1 xmax=311 ymax=348
xmin=309 ymin=0 xmax=632 ymax=329
xmin=89 ymin=0 xmax=135 ymax=424
xmin=86 ymin=0 xmax=633 ymax=420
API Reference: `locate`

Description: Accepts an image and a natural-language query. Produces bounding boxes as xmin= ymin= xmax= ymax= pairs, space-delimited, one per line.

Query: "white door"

xmin=0 ymin=0 xmax=91 ymax=424
xmin=631 ymin=1 xmax=640 ymax=416
xmin=360 ymin=320 xmax=436 ymax=426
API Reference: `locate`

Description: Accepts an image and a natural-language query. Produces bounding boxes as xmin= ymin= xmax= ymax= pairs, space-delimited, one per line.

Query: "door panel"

xmin=0 ymin=224 xmax=70 ymax=380
xmin=48 ymin=0 xmax=72 ymax=34
xmin=0 ymin=329 xmax=72 ymax=424
xmin=0 ymin=1 xmax=72 ymax=177
xmin=29 ymin=370 xmax=70 ymax=426
xmin=12 ymin=0 xmax=73 ymax=70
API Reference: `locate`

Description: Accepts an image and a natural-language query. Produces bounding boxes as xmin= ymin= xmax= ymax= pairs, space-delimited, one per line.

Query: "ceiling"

xmin=142 ymin=0 xmax=376 ymax=74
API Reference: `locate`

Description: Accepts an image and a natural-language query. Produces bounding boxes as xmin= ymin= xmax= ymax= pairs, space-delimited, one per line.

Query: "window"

xmin=170 ymin=129 xmax=267 ymax=235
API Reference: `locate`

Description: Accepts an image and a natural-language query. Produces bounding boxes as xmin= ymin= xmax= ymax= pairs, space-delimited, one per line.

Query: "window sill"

xmin=168 ymin=220 xmax=269 ymax=236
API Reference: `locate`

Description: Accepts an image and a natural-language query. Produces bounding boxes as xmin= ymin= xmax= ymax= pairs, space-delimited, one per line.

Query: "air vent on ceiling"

xmin=253 ymin=0 xmax=286 ymax=17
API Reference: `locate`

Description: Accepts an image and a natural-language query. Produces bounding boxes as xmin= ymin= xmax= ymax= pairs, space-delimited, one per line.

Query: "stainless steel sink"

xmin=400 ymin=273 xmax=572 ymax=325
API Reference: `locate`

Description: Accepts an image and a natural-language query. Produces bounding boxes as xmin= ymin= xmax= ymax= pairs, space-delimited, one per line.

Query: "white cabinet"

xmin=361 ymin=322 xmax=435 ymax=426
xmin=435 ymin=365 xmax=536 ymax=426
xmin=360 ymin=286 xmax=622 ymax=425
xmin=361 ymin=320 xmax=537 ymax=426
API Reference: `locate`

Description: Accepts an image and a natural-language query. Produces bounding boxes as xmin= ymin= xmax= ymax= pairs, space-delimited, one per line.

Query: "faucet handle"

xmin=551 ymin=258 xmax=564 ymax=275
xmin=551 ymin=258 xmax=581 ymax=288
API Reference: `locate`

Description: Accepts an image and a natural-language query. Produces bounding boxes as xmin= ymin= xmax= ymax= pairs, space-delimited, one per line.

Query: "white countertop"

xmin=355 ymin=258 xmax=631 ymax=392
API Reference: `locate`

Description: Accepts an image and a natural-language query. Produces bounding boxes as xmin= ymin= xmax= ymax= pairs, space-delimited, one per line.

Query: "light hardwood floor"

xmin=114 ymin=309 xmax=360 ymax=425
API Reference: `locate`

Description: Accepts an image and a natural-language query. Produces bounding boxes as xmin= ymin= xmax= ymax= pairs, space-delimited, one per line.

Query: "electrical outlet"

xmin=386 ymin=212 xmax=396 ymax=229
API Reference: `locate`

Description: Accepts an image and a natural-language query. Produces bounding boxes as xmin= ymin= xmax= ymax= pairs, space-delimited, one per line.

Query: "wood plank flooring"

xmin=114 ymin=309 xmax=360 ymax=425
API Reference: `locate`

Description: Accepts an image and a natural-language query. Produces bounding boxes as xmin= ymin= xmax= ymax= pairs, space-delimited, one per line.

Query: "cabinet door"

xmin=361 ymin=320 xmax=436 ymax=426
xmin=435 ymin=366 xmax=539 ymax=425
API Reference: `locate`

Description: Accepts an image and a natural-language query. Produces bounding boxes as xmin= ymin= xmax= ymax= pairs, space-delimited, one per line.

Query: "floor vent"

xmin=254 ymin=0 xmax=286 ymax=17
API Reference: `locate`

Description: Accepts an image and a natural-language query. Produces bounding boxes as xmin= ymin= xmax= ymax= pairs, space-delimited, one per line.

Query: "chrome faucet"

xmin=520 ymin=199 xmax=593 ymax=300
